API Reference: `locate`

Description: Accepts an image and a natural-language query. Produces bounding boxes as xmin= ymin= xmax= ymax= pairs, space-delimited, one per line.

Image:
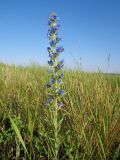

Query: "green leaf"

xmin=9 ymin=116 xmax=28 ymax=156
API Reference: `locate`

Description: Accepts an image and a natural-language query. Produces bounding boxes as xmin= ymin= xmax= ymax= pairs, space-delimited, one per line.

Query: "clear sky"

xmin=0 ymin=0 xmax=120 ymax=73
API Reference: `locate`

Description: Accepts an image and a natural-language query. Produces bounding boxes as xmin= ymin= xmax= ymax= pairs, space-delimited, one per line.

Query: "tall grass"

xmin=0 ymin=63 xmax=120 ymax=159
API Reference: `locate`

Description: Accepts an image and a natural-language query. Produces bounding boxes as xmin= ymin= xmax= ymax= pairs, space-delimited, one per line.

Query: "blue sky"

xmin=0 ymin=0 xmax=120 ymax=73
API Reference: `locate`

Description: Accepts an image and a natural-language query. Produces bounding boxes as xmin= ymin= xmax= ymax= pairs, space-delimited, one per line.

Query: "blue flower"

xmin=49 ymin=52 xmax=59 ymax=59
xmin=47 ymin=29 xmax=52 ymax=37
xmin=58 ymin=102 xmax=63 ymax=108
xmin=49 ymin=53 xmax=54 ymax=58
xmin=60 ymin=64 xmax=64 ymax=69
xmin=50 ymin=40 xmax=56 ymax=46
xmin=48 ymin=60 xmax=54 ymax=66
xmin=52 ymin=27 xmax=59 ymax=32
xmin=52 ymin=15 xmax=57 ymax=20
xmin=47 ymin=96 xmax=53 ymax=103
xmin=58 ymin=90 xmax=65 ymax=96
xmin=48 ymin=69 xmax=52 ymax=74
xmin=48 ymin=21 xmax=52 ymax=26
xmin=57 ymin=24 xmax=60 ymax=28
xmin=53 ymin=28 xmax=58 ymax=32
xmin=47 ymin=47 xmax=51 ymax=53
xmin=57 ymin=79 xmax=63 ymax=84
xmin=56 ymin=46 xmax=64 ymax=53
xmin=49 ymin=14 xmax=59 ymax=21
xmin=52 ymin=24 xmax=60 ymax=32
xmin=50 ymin=79 xmax=55 ymax=85
xmin=60 ymin=59 xmax=64 ymax=64
xmin=59 ymin=72 xmax=64 ymax=78
xmin=56 ymin=60 xmax=64 ymax=70
xmin=55 ymin=61 xmax=64 ymax=72
xmin=56 ymin=37 xmax=61 ymax=43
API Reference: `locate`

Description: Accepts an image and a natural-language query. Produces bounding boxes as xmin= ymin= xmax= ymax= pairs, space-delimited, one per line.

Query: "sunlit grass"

xmin=0 ymin=63 xmax=120 ymax=160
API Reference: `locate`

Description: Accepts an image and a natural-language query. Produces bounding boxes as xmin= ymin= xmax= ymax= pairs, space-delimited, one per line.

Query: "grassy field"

xmin=0 ymin=63 xmax=120 ymax=160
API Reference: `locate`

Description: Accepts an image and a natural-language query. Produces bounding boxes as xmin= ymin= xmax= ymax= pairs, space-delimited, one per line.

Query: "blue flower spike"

xmin=46 ymin=13 xmax=64 ymax=107
xmin=46 ymin=13 xmax=65 ymax=160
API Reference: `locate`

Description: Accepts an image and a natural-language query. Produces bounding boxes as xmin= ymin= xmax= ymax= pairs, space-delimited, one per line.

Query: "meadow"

xmin=0 ymin=63 xmax=119 ymax=160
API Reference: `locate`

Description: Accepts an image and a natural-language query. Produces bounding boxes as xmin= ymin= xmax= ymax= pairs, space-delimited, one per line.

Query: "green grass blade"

xmin=9 ymin=116 xmax=29 ymax=157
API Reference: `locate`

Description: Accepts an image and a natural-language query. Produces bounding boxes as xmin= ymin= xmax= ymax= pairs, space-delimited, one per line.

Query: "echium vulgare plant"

xmin=46 ymin=13 xmax=64 ymax=159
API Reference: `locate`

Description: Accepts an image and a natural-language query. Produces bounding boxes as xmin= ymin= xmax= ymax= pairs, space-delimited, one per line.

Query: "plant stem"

xmin=54 ymin=47 xmax=58 ymax=160
xmin=54 ymin=98 xmax=58 ymax=160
